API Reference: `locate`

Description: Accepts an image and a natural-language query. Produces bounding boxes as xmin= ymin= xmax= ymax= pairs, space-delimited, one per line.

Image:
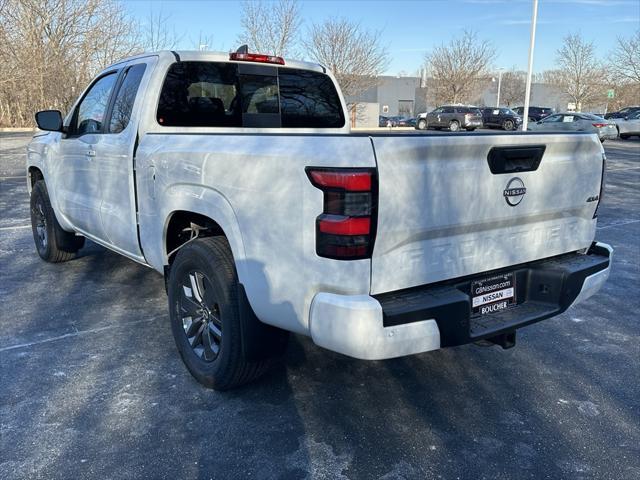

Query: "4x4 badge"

xmin=504 ymin=177 xmax=526 ymax=206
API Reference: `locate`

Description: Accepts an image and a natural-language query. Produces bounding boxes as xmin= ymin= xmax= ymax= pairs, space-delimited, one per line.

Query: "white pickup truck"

xmin=27 ymin=50 xmax=612 ymax=390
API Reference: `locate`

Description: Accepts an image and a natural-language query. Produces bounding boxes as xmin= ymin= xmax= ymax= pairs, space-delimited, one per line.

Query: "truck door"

xmin=96 ymin=57 xmax=156 ymax=259
xmin=57 ymin=71 xmax=119 ymax=240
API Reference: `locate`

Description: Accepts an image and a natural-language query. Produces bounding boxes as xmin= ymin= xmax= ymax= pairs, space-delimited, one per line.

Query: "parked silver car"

xmin=527 ymin=112 xmax=617 ymax=142
xmin=614 ymin=111 xmax=640 ymax=139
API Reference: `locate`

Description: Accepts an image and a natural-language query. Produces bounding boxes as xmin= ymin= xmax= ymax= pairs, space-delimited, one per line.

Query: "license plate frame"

xmin=471 ymin=272 xmax=516 ymax=316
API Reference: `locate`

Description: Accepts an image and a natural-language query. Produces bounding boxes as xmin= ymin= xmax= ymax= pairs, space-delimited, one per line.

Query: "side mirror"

xmin=35 ymin=110 xmax=63 ymax=132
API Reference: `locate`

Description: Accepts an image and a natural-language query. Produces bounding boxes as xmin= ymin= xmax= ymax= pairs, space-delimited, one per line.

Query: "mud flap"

xmin=238 ymin=283 xmax=289 ymax=361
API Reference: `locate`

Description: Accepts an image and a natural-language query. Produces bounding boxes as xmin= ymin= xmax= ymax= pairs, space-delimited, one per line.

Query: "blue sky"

xmin=124 ymin=0 xmax=640 ymax=75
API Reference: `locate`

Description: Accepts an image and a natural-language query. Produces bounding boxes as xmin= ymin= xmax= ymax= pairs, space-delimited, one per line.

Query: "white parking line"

xmin=0 ymin=317 xmax=160 ymax=352
xmin=0 ymin=224 xmax=31 ymax=231
xmin=0 ymin=176 xmax=27 ymax=180
xmin=597 ymin=219 xmax=640 ymax=230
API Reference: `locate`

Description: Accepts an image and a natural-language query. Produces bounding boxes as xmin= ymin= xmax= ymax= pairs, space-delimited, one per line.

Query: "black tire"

xmin=620 ymin=134 xmax=630 ymax=140
xmin=465 ymin=127 xmax=476 ymax=131
xmin=503 ymin=119 xmax=515 ymax=131
xmin=449 ymin=120 xmax=460 ymax=132
xmin=30 ymin=180 xmax=84 ymax=263
xmin=417 ymin=118 xmax=427 ymax=130
xmin=167 ymin=236 xmax=273 ymax=390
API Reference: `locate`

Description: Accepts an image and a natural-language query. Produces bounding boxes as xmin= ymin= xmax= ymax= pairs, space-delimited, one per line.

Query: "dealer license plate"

xmin=471 ymin=273 xmax=516 ymax=315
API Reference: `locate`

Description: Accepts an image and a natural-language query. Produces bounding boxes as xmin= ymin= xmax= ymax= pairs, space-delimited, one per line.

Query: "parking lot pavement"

xmin=1 ymin=132 xmax=639 ymax=480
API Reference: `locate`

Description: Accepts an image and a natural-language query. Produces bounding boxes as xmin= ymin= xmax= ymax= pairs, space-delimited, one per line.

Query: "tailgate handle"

xmin=487 ymin=145 xmax=545 ymax=174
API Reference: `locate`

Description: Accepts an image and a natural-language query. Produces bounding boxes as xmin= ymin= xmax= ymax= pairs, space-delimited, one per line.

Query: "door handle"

xmin=86 ymin=149 xmax=96 ymax=158
xmin=148 ymin=165 xmax=156 ymax=200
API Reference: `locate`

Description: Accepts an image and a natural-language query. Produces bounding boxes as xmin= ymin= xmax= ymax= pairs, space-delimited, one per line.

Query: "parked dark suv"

xmin=481 ymin=107 xmax=522 ymax=131
xmin=416 ymin=105 xmax=483 ymax=131
xmin=513 ymin=106 xmax=554 ymax=122
xmin=604 ymin=106 xmax=640 ymax=119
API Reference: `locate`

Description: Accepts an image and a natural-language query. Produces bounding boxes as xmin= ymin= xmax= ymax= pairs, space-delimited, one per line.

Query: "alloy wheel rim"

xmin=505 ymin=120 xmax=513 ymax=130
xmin=450 ymin=122 xmax=459 ymax=131
xmin=33 ymin=200 xmax=47 ymax=249
xmin=178 ymin=270 xmax=222 ymax=362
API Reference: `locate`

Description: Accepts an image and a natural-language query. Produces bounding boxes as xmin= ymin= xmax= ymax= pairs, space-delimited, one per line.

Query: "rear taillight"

xmin=592 ymin=123 xmax=608 ymax=128
xmin=593 ymin=153 xmax=606 ymax=218
xmin=306 ymin=167 xmax=377 ymax=260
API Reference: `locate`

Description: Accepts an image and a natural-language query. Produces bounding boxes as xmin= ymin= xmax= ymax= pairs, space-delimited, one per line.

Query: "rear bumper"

xmin=309 ymin=242 xmax=612 ymax=359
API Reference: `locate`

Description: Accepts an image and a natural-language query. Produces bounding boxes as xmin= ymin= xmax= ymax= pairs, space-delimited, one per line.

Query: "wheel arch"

xmin=28 ymin=166 xmax=44 ymax=190
xmin=165 ymin=210 xmax=227 ymax=264
xmin=158 ymin=188 xmax=247 ymax=284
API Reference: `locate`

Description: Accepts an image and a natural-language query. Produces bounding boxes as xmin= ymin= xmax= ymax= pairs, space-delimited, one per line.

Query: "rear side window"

xmin=157 ymin=61 xmax=344 ymax=128
xmin=109 ymin=64 xmax=146 ymax=133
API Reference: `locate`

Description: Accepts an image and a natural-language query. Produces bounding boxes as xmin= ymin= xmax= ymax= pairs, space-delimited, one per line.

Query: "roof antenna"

xmin=236 ymin=45 xmax=249 ymax=54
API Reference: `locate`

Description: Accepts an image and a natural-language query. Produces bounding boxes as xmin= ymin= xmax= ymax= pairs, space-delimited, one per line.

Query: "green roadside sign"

xmin=607 ymin=89 xmax=615 ymax=99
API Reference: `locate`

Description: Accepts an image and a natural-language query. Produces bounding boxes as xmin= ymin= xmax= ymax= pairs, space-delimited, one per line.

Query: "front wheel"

xmin=417 ymin=118 xmax=427 ymax=130
xmin=503 ymin=119 xmax=514 ymax=131
xmin=449 ymin=120 xmax=460 ymax=132
xmin=465 ymin=127 xmax=476 ymax=132
xmin=619 ymin=134 xmax=630 ymax=140
xmin=167 ymin=236 xmax=277 ymax=390
xmin=30 ymin=180 xmax=84 ymax=263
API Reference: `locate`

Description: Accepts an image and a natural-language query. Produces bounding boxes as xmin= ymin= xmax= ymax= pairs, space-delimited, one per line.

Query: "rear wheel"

xmin=30 ymin=180 xmax=84 ymax=263
xmin=449 ymin=120 xmax=460 ymax=132
xmin=417 ymin=118 xmax=427 ymax=130
xmin=168 ymin=236 xmax=275 ymax=390
xmin=465 ymin=127 xmax=476 ymax=132
xmin=503 ymin=119 xmax=515 ymax=131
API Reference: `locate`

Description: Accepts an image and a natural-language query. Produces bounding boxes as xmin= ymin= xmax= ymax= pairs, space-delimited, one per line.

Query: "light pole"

xmin=496 ymin=68 xmax=504 ymax=107
xmin=522 ymin=0 xmax=539 ymax=131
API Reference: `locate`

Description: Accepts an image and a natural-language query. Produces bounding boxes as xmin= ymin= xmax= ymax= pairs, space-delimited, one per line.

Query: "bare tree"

xmin=142 ymin=6 xmax=183 ymax=52
xmin=425 ymin=30 xmax=496 ymax=105
xmin=499 ymin=69 xmax=526 ymax=107
xmin=552 ymin=33 xmax=602 ymax=111
xmin=238 ymin=0 xmax=301 ymax=56
xmin=303 ymin=17 xmax=389 ymax=98
xmin=609 ymin=30 xmax=640 ymax=85
xmin=0 ymin=0 xmax=140 ymax=127
xmin=193 ymin=32 xmax=216 ymax=51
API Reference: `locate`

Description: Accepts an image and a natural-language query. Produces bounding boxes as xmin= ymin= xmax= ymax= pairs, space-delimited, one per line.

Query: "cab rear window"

xmin=157 ymin=61 xmax=344 ymax=128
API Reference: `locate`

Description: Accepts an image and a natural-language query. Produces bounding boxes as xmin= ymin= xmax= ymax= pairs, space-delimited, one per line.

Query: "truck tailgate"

xmin=370 ymin=133 xmax=604 ymax=295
